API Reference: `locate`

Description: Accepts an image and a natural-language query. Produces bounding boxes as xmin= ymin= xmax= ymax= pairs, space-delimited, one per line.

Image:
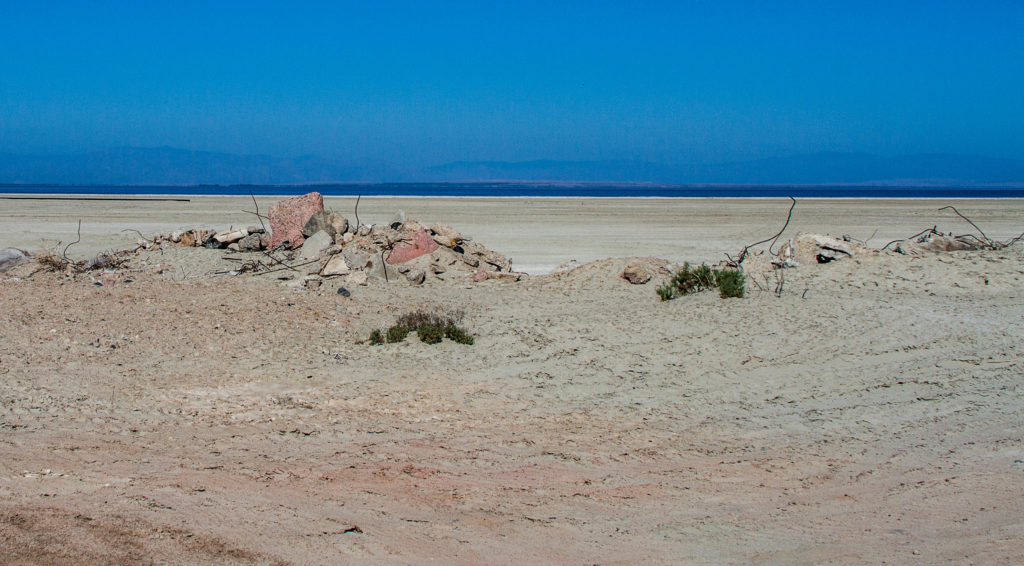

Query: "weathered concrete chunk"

xmin=303 ymin=210 xmax=349 ymax=239
xmin=345 ymin=271 xmax=369 ymax=286
xmin=298 ymin=230 xmax=333 ymax=261
xmin=269 ymin=192 xmax=324 ymax=249
xmin=237 ymin=233 xmax=263 ymax=252
xmin=621 ymin=263 xmax=652 ymax=284
xmin=386 ymin=228 xmax=439 ymax=264
xmin=429 ymin=223 xmax=462 ymax=246
xmin=321 ymin=254 xmax=351 ymax=277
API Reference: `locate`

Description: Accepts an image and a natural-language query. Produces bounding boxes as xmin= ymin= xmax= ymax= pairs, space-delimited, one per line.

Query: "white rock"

xmin=214 ymin=228 xmax=248 ymax=244
xmin=321 ymin=254 xmax=351 ymax=276
xmin=344 ymin=271 xmax=369 ymax=286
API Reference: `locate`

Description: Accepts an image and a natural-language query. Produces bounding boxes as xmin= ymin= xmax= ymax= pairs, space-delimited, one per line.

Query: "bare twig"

xmin=882 ymin=227 xmax=939 ymax=251
xmin=253 ymin=258 xmax=321 ymax=276
xmin=248 ymin=190 xmax=268 ymax=233
xmin=1004 ymin=232 xmax=1024 ymax=247
xmin=354 ymin=195 xmax=362 ymax=229
xmin=730 ymin=197 xmax=796 ymax=268
xmin=121 ymin=229 xmax=155 ymax=245
xmin=62 ymin=220 xmax=82 ymax=263
xmin=939 ymin=206 xmax=990 ymax=243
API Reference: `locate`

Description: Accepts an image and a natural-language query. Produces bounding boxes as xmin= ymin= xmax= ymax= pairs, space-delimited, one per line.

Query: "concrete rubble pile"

xmin=153 ymin=192 xmax=523 ymax=286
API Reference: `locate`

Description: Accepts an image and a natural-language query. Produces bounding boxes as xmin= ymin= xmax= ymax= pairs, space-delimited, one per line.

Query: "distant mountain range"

xmin=1 ymin=146 xmax=1022 ymax=185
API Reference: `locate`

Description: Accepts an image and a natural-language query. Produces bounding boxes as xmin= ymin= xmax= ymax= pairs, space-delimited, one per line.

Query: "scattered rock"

xmin=214 ymin=228 xmax=248 ymax=244
xmin=406 ymin=269 xmax=426 ymax=285
xmin=269 ymin=192 xmax=324 ymax=249
xmin=321 ymin=254 xmax=351 ymax=277
xmin=621 ymin=263 xmax=652 ymax=284
xmin=344 ymin=271 xmax=369 ymax=286
xmin=303 ymin=210 xmax=349 ymax=239
xmin=429 ymin=223 xmax=462 ymax=247
xmin=298 ymin=230 xmax=333 ymax=261
xmin=237 ymin=233 xmax=263 ymax=252
xmin=336 ymin=286 xmax=351 ymax=297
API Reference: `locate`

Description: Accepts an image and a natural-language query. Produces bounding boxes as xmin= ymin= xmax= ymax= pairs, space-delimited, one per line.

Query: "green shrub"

xmin=658 ymin=262 xmax=745 ymax=301
xmin=656 ymin=281 xmax=677 ymax=301
xmin=417 ymin=324 xmax=444 ymax=344
xmin=714 ymin=268 xmax=746 ymax=298
xmin=386 ymin=324 xmax=409 ymax=343
xmin=444 ymin=323 xmax=475 ymax=345
xmin=370 ymin=308 xmax=475 ymax=346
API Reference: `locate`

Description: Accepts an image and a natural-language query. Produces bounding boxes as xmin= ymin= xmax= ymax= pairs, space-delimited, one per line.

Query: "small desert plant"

xmin=658 ymin=262 xmax=745 ymax=301
xmin=386 ymin=324 xmax=410 ymax=343
xmin=416 ymin=324 xmax=444 ymax=344
xmin=444 ymin=323 xmax=474 ymax=345
xmin=368 ymin=307 xmax=474 ymax=345
xmin=714 ymin=268 xmax=745 ymax=298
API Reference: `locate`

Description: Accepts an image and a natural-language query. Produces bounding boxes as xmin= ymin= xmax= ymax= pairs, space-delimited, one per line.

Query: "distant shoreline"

xmin=2 ymin=182 xmax=1024 ymax=199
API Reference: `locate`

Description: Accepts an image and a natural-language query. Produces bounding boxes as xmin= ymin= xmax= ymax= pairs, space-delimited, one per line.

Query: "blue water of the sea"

xmin=2 ymin=183 xmax=1023 ymax=198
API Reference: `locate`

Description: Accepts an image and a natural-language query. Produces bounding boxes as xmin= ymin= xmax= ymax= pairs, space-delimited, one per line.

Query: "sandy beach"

xmin=2 ymin=196 xmax=1024 ymax=564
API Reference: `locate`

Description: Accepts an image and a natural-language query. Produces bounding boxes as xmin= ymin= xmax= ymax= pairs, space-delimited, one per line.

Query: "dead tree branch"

xmin=729 ymin=196 xmax=796 ymax=268
xmin=62 ymin=220 xmax=82 ymax=263
xmin=939 ymin=205 xmax=990 ymax=244
xmin=248 ymin=190 xmax=269 ymax=233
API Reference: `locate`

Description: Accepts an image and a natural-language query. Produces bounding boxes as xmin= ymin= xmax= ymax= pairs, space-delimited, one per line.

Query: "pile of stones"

xmin=159 ymin=192 xmax=523 ymax=286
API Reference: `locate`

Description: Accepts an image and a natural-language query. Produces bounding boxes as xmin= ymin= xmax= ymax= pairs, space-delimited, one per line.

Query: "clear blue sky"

xmin=1 ymin=1 xmax=1022 ymax=167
